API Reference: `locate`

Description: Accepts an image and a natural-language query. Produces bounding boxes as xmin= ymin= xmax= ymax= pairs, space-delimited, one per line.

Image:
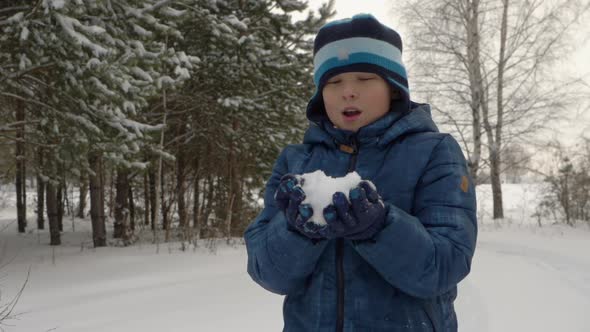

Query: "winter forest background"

xmin=1 ymin=0 xmax=590 ymax=331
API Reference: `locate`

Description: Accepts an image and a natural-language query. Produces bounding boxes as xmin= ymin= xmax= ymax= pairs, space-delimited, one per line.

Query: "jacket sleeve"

xmin=244 ymin=147 xmax=329 ymax=296
xmin=352 ymin=134 xmax=478 ymax=299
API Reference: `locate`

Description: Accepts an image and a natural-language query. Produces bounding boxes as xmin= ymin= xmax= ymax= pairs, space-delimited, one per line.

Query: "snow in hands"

xmin=297 ymin=170 xmax=364 ymax=226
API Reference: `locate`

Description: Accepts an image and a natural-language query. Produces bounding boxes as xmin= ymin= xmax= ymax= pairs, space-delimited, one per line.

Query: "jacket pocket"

xmin=379 ymin=295 xmax=436 ymax=332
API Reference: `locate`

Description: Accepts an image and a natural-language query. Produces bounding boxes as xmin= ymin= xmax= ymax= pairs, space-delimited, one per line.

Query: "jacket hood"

xmin=303 ymin=102 xmax=438 ymax=148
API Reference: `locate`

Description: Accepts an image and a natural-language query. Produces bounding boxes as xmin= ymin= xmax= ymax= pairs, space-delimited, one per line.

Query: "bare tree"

xmin=535 ymin=139 xmax=590 ymax=225
xmin=501 ymin=143 xmax=532 ymax=183
xmin=400 ymin=0 xmax=589 ymax=219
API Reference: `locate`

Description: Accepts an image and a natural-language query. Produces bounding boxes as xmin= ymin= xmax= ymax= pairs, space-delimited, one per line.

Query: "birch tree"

xmin=401 ymin=0 xmax=589 ymax=218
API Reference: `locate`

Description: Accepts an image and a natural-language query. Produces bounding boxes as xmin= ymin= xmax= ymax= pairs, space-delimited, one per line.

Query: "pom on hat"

xmin=306 ymin=14 xmax=410 ymax=122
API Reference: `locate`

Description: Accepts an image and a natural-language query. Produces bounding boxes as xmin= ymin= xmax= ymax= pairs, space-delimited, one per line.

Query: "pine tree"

xmin=167 ymin=0 xmax=334 ymax=237
xmin=1 ymin=0 xmax=196 ymax=245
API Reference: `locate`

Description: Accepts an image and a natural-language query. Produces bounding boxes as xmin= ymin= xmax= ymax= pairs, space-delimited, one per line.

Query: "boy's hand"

xmin=274 ymin=174 xmax=299 ymax=211
xmin=322 ymin=181 xmax=386 ymax=241
xmin=274 ymin=174 xmax=326 ymax=240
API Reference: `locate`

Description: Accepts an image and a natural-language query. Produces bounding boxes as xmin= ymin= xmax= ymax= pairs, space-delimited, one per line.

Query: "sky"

xmin=306 ymin=0 xmax=590 ymax=78
xmin=304 ymin=0 xmax=590 ymax=151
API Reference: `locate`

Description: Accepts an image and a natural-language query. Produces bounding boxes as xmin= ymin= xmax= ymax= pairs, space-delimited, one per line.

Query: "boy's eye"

xmin=359 ymin=77 xmax=374 ymax=81
xmin=326 ymin=79 xmax=341 ymax=84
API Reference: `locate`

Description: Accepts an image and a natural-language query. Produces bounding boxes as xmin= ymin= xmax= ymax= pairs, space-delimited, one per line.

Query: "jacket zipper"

xmin=337 ymin=136 xmax=440 ymax=332
xmin=336 ymin=137 xmax=358 ymax=332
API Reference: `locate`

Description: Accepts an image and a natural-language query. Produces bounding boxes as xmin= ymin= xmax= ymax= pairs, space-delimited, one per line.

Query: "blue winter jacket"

xmin=244 ymin=103 xmax=478 ymax=331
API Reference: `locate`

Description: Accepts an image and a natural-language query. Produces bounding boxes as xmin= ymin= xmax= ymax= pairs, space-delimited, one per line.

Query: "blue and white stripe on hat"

xmin=313 ymin=38 xmax=407 ymax=94
xmin=306 ymin=14 xmax=411 ymax=122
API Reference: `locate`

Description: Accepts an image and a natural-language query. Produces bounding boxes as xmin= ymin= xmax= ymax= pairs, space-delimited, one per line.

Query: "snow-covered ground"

xmin=1 ymin=184 xmax=589 ymax=331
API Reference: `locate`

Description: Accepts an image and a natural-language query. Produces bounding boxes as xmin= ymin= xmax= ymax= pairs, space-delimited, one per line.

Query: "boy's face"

xmin=322 ymin=71 xmax=392 ymax=132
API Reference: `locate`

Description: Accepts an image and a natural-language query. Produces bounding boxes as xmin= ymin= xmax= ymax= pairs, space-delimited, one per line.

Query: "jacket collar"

xmin=303 ymin=102 xmax=438 ymax=148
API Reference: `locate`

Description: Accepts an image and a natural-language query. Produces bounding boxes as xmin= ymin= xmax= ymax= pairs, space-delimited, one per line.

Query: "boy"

xmin=244 ymin=14 xmax=477 ymax=332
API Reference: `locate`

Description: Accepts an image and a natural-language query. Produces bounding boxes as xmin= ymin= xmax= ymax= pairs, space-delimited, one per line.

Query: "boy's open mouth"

xmin=342 ymin=108 xmax=362 ymax=121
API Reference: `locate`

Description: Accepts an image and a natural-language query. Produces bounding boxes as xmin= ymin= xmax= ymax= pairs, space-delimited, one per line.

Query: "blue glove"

xmin=322 ymin=181 xmax=386 ymax=241
xmin=274 ymin=174 xmax=326 ymax=240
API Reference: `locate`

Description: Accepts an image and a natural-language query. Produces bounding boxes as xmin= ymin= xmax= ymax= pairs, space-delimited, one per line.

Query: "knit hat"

xmin=306 ymin=14 xmax=410 ymax=123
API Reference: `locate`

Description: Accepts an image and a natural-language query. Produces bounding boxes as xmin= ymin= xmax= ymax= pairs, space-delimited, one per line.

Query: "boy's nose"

xmin=341 ymin=84 xmax=358 ymax=100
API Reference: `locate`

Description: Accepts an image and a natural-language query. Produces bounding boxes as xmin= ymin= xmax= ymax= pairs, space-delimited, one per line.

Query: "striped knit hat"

xmin=306 ymin=14 xmax=410 ymax=122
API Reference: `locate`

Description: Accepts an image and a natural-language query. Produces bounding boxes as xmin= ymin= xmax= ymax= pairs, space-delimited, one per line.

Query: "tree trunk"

xmin=225 ymin=119 xmax=243 ymax=237
xmin=236 ymin=174 xmax=246 ymax=231
xmin=203 ymin=175 xmax=215 ymax=235
xmin=88 ymin=152 xmax=107 ymax=247
xmin=193 ymin=165 xmax=201 ymax=242
xmin=465 ymin=0 xmax=483 ymax=184
xmin=15 ymin=98 xmax=26 ymax=233
xmin=77 ymin=172 xmax=88 ymax=218
xmin=149 ymin=169 xmax=156 ymax=230
xmin=483 ymin=110 xmax=504 ymax=218
xmin=128 ymin=184 xmax=135 ymax=231
xmin=485 ymin=0 xmax=509 ymax=220
xmin=490 ymin=150 xmax=504 ymax=218
xmin=36 ymin=148 xmax=45 ymax=230
xmin=114 ymin=168 xmax=129 ymax=239
xmin=143 ymin=172 xmax=150 ymax=226
xmin=215 ymin=174 xmax=224 ymax=229
xmin=561 ymin=174 xmax=571 ymax=225
xmin=63 ymin=181 xmax=74 ymax=217
xmin=225 ymin=194 xmax=235 ymax=239
xmin=154 ymin=83 xmax=168 ymax=242
xmin=161 ymin=164 xmax=169 ymax=232
xmin=57 ymin=184 xmax=64 ymax=232
xmin=177 ymin=153 xmax=187 ymax=230
xmin=45 ymin=149 xmax=60 ymax=245
xmin=46 ymin=180 xmax=61 ymax=246
xmin=108 ymin=167 xmax=115 ymax=218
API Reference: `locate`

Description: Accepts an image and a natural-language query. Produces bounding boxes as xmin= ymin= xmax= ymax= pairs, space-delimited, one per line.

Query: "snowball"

xmin=296 ymin=170 xmax=362 ymax=226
